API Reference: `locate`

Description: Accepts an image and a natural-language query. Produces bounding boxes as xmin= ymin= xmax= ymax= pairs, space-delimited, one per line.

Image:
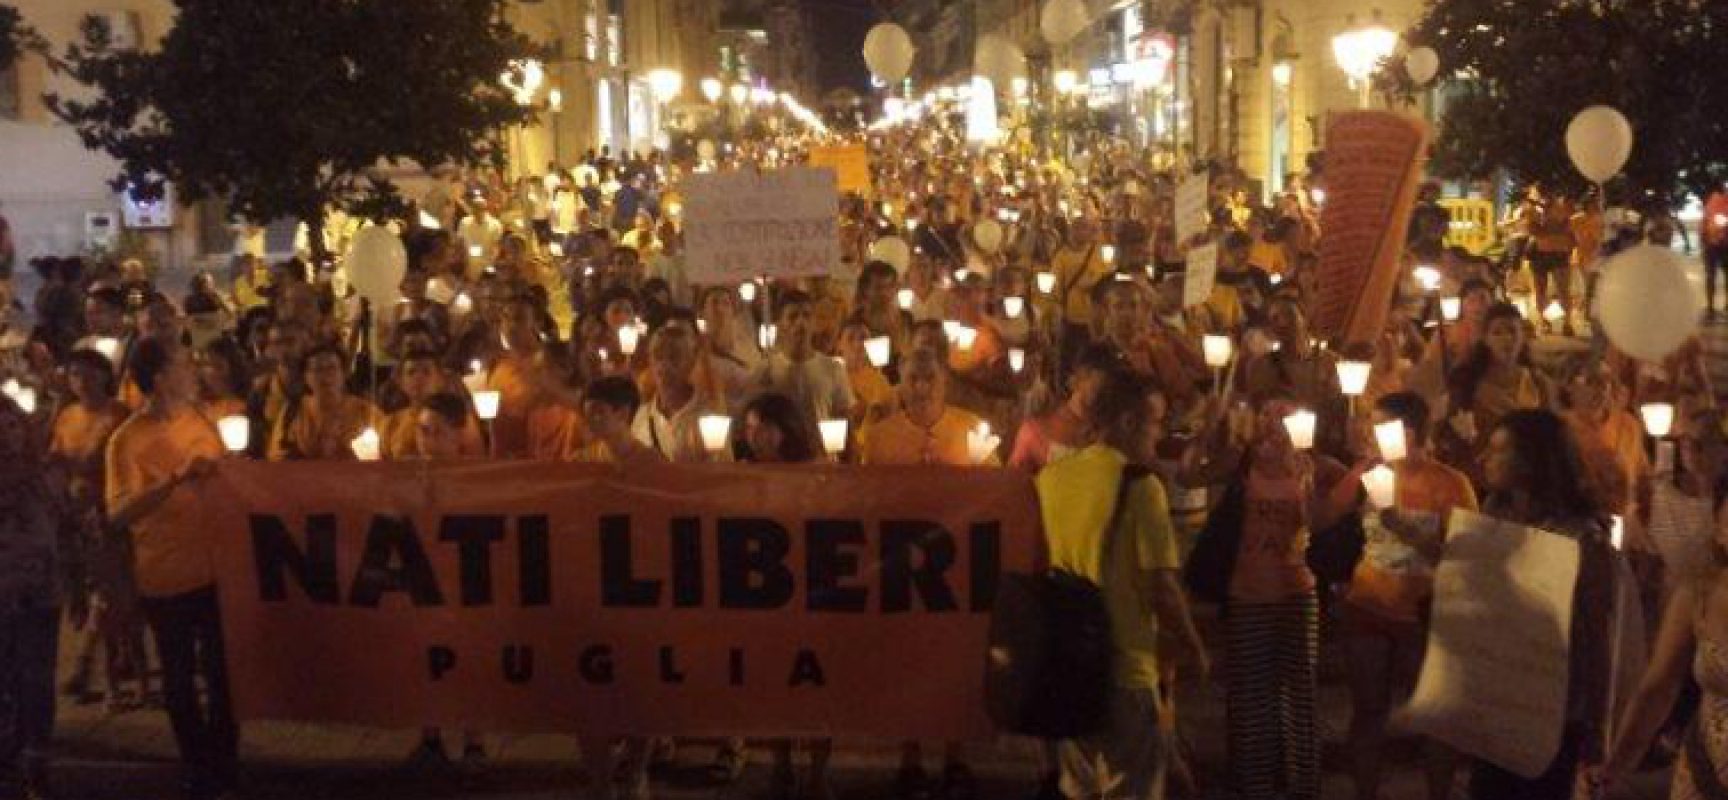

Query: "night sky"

xmin=803 ymin=0 xmax=878 ymax=93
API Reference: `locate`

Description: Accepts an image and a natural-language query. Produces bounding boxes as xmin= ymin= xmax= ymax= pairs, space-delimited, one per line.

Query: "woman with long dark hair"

xmin=1471 ymin=409 xmax=1613 ymax=799
xmin=1438 ymin=303 xmax=1546 ymax=486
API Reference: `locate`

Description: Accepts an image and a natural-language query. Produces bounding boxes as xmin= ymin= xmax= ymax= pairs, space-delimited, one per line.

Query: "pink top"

xmin=1229 ymin=468 xmax=1315 ymax=602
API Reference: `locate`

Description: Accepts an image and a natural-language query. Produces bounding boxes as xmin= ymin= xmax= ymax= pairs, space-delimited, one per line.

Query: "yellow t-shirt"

xmin=1036 ymin=445 xmax=1180 ymax=690
xmin=105 ymin=408 xmax=225 ymax=597
xmin=857 ymin=406 xmax=984 ymax=466
xmin=1248 ymin=240 xmax=1289 ymax=276
xmin=847 ymin=364 xmax=895 ymax=422
xmin=1202 ymin=283 xmax=1244 ymax=333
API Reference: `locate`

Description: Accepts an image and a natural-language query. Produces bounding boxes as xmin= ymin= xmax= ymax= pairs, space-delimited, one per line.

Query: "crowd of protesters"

xmin=0 ymin=115 xmax=1722 ymax=800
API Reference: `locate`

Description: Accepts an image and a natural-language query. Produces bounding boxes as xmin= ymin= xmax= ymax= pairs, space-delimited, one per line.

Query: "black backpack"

xmin=985 ymin=466 xmax=1144 ymax=739
xmin=1183 ymin=477 xmax=1246 ymax=606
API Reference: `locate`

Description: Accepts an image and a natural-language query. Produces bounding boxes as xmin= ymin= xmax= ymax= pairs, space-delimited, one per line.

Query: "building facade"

xmin=0 ymin=0 xmax=720 ymax=278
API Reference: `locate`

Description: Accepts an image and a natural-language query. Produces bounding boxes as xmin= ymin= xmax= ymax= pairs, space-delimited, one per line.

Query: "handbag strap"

xmin=1102 ymin=464 xmax=1147 ymax=573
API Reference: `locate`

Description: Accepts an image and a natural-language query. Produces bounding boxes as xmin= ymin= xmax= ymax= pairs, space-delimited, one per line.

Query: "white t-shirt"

xmin=751 ymin=352 xmax=854 ymax=428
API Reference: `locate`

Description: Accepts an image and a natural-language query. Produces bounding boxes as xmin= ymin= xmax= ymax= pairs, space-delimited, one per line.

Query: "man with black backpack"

xmin=1033 ymin=368 xmax=1208 ymax=799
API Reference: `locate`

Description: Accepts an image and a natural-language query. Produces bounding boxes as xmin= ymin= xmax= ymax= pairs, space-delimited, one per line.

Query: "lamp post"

xmin=646 ymin=68 xmax=683 ymax=150
xmin=1331 ymin=12 xmax=1397 ymax=109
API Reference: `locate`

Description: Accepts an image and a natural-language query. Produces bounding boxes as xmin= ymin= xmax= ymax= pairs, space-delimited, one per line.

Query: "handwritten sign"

xmin=1314 ymin=112 xmax=1429 ymax=345
xmin=1175 ymin=174 xmax=1209 ymax=244
xmin=684 ymin=168 xmax=840 ymax=285
xmin=1399 ymin=510 xmax=1578 ymax=779
xmin=808 ymin=145 xmax=873 ymax=195
xmin=1183 ymin=243 xmax=1218 ymax=309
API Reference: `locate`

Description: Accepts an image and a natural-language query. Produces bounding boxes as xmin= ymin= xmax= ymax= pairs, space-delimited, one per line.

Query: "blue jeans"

xmin=0 ymin=606 xmax=60 ymax=772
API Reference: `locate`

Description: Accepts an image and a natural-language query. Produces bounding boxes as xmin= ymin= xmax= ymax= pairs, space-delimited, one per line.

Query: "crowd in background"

xmin=0 ymin=111 xmax=1724 ymax=800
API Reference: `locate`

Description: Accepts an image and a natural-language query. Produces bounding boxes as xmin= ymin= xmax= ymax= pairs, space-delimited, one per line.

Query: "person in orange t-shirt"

xmin=1341 ymin=392 xmax=1476 ymax=800
xmin=486 ymin=295 xmax=556 ymax=458
xmin=267 ymin=344 xmax=378 ymax=460
xmin=857 ymin=347 xmax=992 ymax=466
xmin=103 ymin=339 xmax=236 ymax=796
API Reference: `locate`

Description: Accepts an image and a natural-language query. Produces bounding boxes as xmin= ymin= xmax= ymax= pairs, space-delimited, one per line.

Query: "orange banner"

xmin=1315 ymin=112 xmax=1430 ymax=345
xmin=205 ymin=461 xmax=1039 ymax=740
xmin=808 ymin=144 xmax=874 ymax=195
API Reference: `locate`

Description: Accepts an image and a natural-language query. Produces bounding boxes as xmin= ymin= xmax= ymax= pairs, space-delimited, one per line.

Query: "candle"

xmin=1441 ymin=296 xmax=1462 ymax=322
xmin=758 ymin=324 xmax=777 ymax=350
xmin=1312 ymin=188 xmax=1327 ymax=205
xmin=549 ymin=242 xmax=564 ymax=257
xmin=864 ymin=336 xmax=891 ymax=368
xmin=452 ymin=292 xmax=474 ymax=317
xmin=1003 ymin=297 xmax=1025 ymax=319
xmin=1101 ymin=245 xmax=1116 ymax=264
xmin=698 ymin=415 xmax=731 ymax=454
xmin=1202 ymin=334 xmax=1233 ymax=369
xmin=966 ymin=422 xmax=999 ymax=465
xmin=1640 ymin=402 xmax=1675 ymax=438
xmin=468 ymin=244 xmax=483 ymax=259
xmin=90 ymin=336 xmax=122 ymax=364
xmin=218 ymin=416 xmax=251 ymax=454
xmin=1008 ymin=348 xmax=1026 ymax=373
xmin=1611 ymin=515 xmax=1625 ymax=550
xmin=1337 ymin=360 xmax=1372 ymax=397
xmin=1412 ymin=265 xmax=1441 ymax=293
xmin=350 ymin=427 xmax=381 ymax=462
xmin=739 ymin=281 xmax=758 ymax=303
xmin=819 ymin=419 xmax=849 ymax=456
xmin=12 ymin=386 xmax=36 ymax=415
xmin=880 ymin=202 xmax=893 ymax=218
xmin=1374 ymin=420 xmax=1408 ymax=462
xmin=954 ymin=325 xmax=978 ymax=351
xmin=1283 ymin=410 xmax=1317 ymax=450
xmin=472 ymin=389 xmax=502 ymax=421
xmin=0 ymin=378 xmax=19 ymax=399
xmin=906 ymin=217 xmax=921 ymax=231
xmin=618 ymin=324 xmax=640 ymax=356
xmin=1543 ymin=300 xmax=1566 ymax=323
xmin=1361 ymin=465 xmax=1397 ymax=509
xmin=696 ymin=318 xmax=708 ymax=334
xmin=953 ymin=268 xmax=971 ymax=284
xmin=897 ymin=288 xmax=915 ymax=310
xmin=1035 ymin=272 xmax=1057 ymax=294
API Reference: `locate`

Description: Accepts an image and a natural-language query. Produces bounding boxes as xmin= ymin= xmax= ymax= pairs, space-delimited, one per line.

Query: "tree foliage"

xmin=0 ymin=3 xmax=44 ymax=71
xmin=45 ymin=0 xmax=539 ymax=257
xmin=1403 ymin=0 xmax=1728 ymax=207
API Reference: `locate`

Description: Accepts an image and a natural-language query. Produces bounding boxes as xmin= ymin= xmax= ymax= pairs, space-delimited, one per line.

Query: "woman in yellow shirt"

xmin=268 ymin=344 xmax=379 ymax=460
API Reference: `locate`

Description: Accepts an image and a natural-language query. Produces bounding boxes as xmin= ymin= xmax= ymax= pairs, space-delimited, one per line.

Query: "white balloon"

xmin=1040 ymin=0 xmax=1090 ymax=46
xmin=1566 ymin=105 xmax=1634 ymax=184
xmin=973 ymin=220 xmax=1004 ymax=254
xmin=863 ymin=23 xmax=916 ymax=85
xmin=344 ymin=224 xmax=407 ymax=305
xmin=1405 ymin=47 xmax=1440 ymax=86
xmin=696 ymin=139 xmax=716 ymax=161
xmin=868 ymin=236 xmax=912 ymax=273
xmin=1595 ymin=244 xmax=1702 ymax=362
xmin=974 ymin=34 xmax=1026 ymax=88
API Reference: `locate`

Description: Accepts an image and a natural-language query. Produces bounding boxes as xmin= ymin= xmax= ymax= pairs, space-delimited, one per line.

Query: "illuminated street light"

xmin=1332 ymin=11 xmax=1398 ymax=107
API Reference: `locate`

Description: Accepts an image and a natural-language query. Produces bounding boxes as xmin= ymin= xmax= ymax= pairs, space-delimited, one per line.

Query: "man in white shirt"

xmin=631 ymin=323 xmax=724 ymax=463
xmin=750 ymin=290 xmax=853 ymax=436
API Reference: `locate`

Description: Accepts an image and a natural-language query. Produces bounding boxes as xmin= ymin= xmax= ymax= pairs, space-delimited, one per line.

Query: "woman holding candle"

xmin=1472 ymin=410 xmax=1614 ymax=799
xmin=1340 ymin=392 xmax=1477 ymax=800
xmin=1437 ymin=303 xmax=1547 ymax=488
xmin=1007 ymin=345 xmax=1119 ymax=472
xmin=1208 ymin=391 xmax=1363 ymax=800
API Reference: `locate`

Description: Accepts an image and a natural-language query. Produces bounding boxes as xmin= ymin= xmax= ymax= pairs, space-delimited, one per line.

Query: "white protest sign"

xmin=1183 ymin=243 xmax=1218 ymax=309
xmin=1398 ymin=509 xmax=1579 ymax=779
xmin=1175 ymin=173 xmax=1209 ymax=244
xmin=683 ymin=167 xmax=840 ymax=285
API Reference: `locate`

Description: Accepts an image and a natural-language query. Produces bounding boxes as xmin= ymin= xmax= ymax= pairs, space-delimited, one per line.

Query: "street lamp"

xmin=700 ymin=77 xmax=723 ymax=104
xmin=1332 ymin=11 xmax=1398 ymax=108
xmin=728 ymin=83 xmax=749 ymax=105
xmin=647 ymin=69 xmax=683 ymax=102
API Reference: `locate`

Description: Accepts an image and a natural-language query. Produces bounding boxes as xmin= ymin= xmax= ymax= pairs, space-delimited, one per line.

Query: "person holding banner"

xmin=857 ymin=347 xmax=989 ymax=468
xmin=104 ymin=340 xmax=236 ymax=800
xmin=1470 ymin=409 xmax=1614 ymax=799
